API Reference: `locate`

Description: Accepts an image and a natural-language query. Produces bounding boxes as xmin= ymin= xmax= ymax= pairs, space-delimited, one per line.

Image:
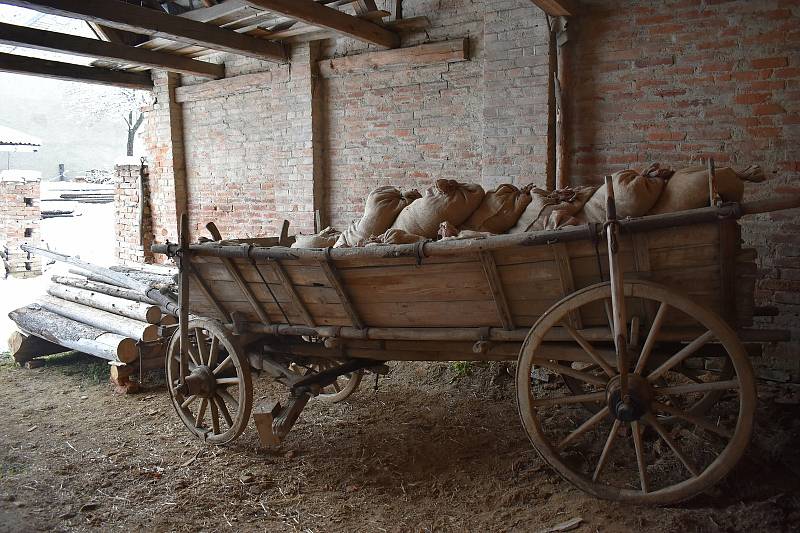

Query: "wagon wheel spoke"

xmin=214 ymin=394 xmax=234 ymax=428
xmin=194 ymin=328 xmax=209 ymax=365
xmin=557 ymin=406 xmax=610 ymax=450
xmin=195 ymin=398 xmax=208 ymax=428
xmin=543 ymin=361 xmax=609 ymax=387
xmin=603 ymin=298 xmax=614 ymax=336
xmin=652 ymin=401 xmax=733 ymax=438
xmin=331 ymin=379 xmax=342 ymax=393
xmin=208 ymin=336 xmax=220 ymax=368
xmin=213 ymin=354 xmax=233 ymax=376
xmin=643 ymin=413 xmax=700 ymax=477
xmin=629 ymin=316 xmax=641 ymax=349
xmin=631 ymin=421 xmax=649 ymax=493
xmin=180 ymin=394 xmax=198 ymax=409
xmin=634 ymin=302 xmax=669 ymax=375
xmin=647 ymin=330 xmax=715 ymax=382
xmin=216 ymin=377 xmax=241 ymax=386
xmin=218 ymin=389 xmax=239 ymax=412
xmin=187 ymin=345 xmax=201 ymax=367
xmin=210 ymin=396 xmax=220 ymax=435
xmin=531 ymin=391 xmax=605 ymax=408
xmin=655 ymin=379 xmax=739 ymax=397
xmin=592 ymin=419 xmax=621 ymax=482
xmin=562 ymin=323 xmax=616 ymax=377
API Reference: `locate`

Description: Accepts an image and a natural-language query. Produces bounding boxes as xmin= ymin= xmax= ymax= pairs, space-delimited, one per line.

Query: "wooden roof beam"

xmin=0 ymin=51 xmax=153 ymax=89
xmin=244 ymin=0 xmax=400 ymax=48
xmin=3 ymin=0 xmax=287 ymax=62
xmin=529 ymin=0 xmax=577 ymax=16
xmin=0 ymin=22 xmax=224 ymax=78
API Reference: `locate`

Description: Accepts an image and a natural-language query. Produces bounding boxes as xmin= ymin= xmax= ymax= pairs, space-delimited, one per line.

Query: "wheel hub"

xmin=606 ymin=374 xmax=653 ymax=422
xmin=175 ymin=366 xmax=216 ymax=398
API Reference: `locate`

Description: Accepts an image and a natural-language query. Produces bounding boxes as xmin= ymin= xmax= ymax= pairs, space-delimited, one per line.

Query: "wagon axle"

xmin=175 ymin=366 xmax=217 ymax=399
xmin=606 ymin=374 xmax=652 ymax=422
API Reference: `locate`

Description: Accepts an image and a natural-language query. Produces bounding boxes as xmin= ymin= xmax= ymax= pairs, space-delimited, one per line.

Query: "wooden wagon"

xmin=153 ymin=178 xmax=799 ymax=505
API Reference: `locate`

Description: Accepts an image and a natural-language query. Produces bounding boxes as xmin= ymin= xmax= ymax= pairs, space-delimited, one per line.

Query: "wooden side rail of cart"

xmin=153 ymin=191 xmax=799 ymax=505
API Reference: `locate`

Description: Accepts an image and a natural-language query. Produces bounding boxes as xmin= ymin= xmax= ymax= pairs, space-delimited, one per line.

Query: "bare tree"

xmin=67 ymin=85 xmax=152 ymax=157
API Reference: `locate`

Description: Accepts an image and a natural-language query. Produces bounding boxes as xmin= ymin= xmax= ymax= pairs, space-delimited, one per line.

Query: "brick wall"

xmin=565 ymin=0 xmax=800 ymax=379
xmin=114 ymin=163 xmax=154 ymax=265
xmin=0 ymin=177 xmax=41 ymax=278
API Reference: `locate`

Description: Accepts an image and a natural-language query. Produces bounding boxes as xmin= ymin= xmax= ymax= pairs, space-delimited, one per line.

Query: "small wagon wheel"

xmin=312 ymin=360 xmax=363 ymax=403
xmin=166 ymin=318 xmax=253 ymax=445
xmin=516 ymin=280 xmax=756 ymax=504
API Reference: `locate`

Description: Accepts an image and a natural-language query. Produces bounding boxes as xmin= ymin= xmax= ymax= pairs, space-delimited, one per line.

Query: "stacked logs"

xmin=8 ymin=263 xmax=177 ymax=391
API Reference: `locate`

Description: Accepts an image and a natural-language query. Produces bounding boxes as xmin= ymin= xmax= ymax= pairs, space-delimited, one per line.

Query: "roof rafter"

xmin=2 ymin=0 xmax=287 ymax=62
xmin=244 ymin=0 xmax=399 ymax=48
xmin=0 ymin=22 xmax=224 ymax=78
xmin=0 ymin=51 xmax=153 ymax=89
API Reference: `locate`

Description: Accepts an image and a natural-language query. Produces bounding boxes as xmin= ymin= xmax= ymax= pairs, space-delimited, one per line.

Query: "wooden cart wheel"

xmin=516 ymin=280 xmax=756 ymax=504
xmin=166 ymin=318 xmax=253 ymax=445
xmin=312 ymin=360 xmax=363 ymax=403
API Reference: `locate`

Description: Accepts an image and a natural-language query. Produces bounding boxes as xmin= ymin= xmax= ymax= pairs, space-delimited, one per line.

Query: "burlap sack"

xmin=581 ymin=169 xmax=665 ymax=223
xmin=462 ymin=184 xmax=533 ymax=234
xmin=372 ymin=228 xmax=427 ymax=245
xmin=291 ymin=227 xmax=340 ymax=249
xmin=390 ymin=179 xmax=485 ymax=239
xmin=335 ymin=186 xmax=421 ymax=247
xmin=509 ymin=186 xmax=597 ymax=233
xmin=648 ymin=166 xmax=746 ymax=215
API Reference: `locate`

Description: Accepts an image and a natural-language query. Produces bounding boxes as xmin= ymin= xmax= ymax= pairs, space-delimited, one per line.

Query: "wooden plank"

xmin=175 ymin=70 xmax=272 ymax=102
xmin=264 ymin=260 xmax=316 ymax=327
xmin=218 ymin=257 xmax=272 ymax=325
xmin=550 ymin=243 xmax=582 ymax=329
xmin=318 ymin=39 xmax=467 ymax=77
xmin=0 ymin=22 xmax=224 ymax=78
xmin=283 ymin=15 xmax=430 ymax=44
xmin=6 ymin=0 xmax=286 ymax=61
xmin=244 ymin=0 xmax=399 ymax=48
xmin=529 ymin=0 xmax=577 ymax=16
xmin=479 ymin=251 xmax=515 ymax=330
xmin=0 ymin=51 xmax=153 ymax=89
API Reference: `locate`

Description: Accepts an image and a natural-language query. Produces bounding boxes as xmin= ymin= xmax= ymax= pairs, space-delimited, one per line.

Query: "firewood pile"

xmin=7 ymin=248 xmax=179 ymax=393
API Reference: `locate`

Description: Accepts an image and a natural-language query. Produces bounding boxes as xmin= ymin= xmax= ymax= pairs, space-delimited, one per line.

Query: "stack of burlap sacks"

xmin=292 ymin=163 xmax=764 ymax=249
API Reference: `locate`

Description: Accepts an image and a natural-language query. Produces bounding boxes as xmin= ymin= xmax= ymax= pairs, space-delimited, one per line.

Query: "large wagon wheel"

xmin=516 ymin=280 xmax=756 ymax=504
xmin=166 ymin=318 xmax=253 ymax=445
xmin=311 ymin=360 xmax=363 ymax=403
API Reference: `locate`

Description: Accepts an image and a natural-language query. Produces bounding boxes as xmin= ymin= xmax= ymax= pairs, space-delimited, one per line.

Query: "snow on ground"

xmin=1 ymin=182 xmax=116 ymax=345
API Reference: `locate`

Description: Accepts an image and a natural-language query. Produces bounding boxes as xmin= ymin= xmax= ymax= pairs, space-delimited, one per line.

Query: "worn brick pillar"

xmin=0 ymin=176 xmax=41 ymax=278
xmin=142 ymin=71 xmax=187 ymax=252
xmin=114 ymin=163 xmax=154 ymax=265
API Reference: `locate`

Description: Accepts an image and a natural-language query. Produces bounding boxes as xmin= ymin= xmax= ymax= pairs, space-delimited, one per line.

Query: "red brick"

xmin=748 ymin=127 xmax=781 ymax=138
xmin=751 ymin=57 xmax=788 ymax=69
xmin=646 ymin=131 xmax=687 ymax=141
xmin=734 ymin=92 xmax=771 ymax=104
xmin=753 ymin=103 xmax=786 ymax=115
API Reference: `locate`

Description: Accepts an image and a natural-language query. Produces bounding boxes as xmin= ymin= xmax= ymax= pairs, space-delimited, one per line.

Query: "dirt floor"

xmin=1 ymin=352 xmax=799 ymax=533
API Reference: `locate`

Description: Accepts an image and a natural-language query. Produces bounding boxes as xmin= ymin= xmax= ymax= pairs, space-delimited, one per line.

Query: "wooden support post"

xmin=546 ymin=16 xmax=558 ymax=191
xmin=220 ymin=258 xmax=273 ymax=325
xmin=319 ymin=259 xmax=365 ymax=330
xmin=719 ymin=219 xmax=739 ymax=327
xmin=478 ymin=251 xmax=515 ymax=330
xmin=268 ymin=261 xmax=316 ymax=327
xmin=550 ymin=243 xmax=582 ymax=329
xmin=178 ymin=213 xmax=190 ymax=385
xmin=188 ymin=264 xmax=231 ymax=323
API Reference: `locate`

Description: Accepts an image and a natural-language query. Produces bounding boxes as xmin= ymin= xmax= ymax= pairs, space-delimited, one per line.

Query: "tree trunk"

xmin=47 ymin=284 xmax=162 ymax=324
xmin=52 ymin=275 xmax=159 ymax=305
xmin=36 ymin=295 xmax=159 ymax=342
xmin=126 ymin=111 xmax=145 ymax=157
xmin=7 ymin=330 xmax=68 ymax=364
xmin=8 ymin=306 xmax=139 ymax=363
